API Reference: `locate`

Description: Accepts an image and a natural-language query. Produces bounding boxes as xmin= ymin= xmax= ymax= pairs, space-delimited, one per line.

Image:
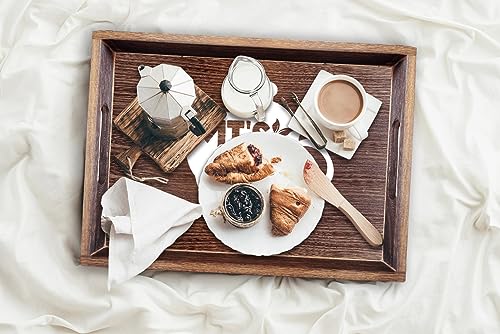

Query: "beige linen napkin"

xmin=101 ymin=177 xmax=202 ymax=288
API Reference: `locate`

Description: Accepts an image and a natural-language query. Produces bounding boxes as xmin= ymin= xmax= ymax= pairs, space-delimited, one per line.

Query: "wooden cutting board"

xmin=113 ymin=85 xmax=226 ymax=173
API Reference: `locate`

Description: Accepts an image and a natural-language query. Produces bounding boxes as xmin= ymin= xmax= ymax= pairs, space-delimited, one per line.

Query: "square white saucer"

xmin=288 ymin=70 xmax=382 ymax=159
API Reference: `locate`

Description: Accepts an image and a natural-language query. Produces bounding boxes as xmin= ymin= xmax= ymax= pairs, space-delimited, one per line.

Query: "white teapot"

xmin=136 ymin=64 xmax=205 ymax=139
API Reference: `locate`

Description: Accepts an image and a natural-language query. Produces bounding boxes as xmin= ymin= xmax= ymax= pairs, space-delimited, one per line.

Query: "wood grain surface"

xmin=80 ymin=31 xmax=416 ymax=281
xmin=81 ymin=38 xmax=113 ymax=258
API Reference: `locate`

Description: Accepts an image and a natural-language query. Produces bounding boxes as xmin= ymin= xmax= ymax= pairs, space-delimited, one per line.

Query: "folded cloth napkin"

xmin=288 ymin=70 xmax=382 ymax=159
xmin=100 ymin=177 xmax=202 ymax=288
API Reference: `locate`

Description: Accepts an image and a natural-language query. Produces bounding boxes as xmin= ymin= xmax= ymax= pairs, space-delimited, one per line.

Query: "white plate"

xmin=198 ymin=132 xmax=326 ymax=256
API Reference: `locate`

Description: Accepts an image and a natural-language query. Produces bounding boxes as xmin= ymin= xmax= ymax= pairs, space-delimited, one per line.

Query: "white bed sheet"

xmin=0 ymin=0 xmax=499 ymax=333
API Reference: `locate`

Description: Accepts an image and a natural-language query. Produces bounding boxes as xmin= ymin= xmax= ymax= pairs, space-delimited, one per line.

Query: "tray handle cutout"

xmin=97 ymin=104 xmax=112 ymax=186
xmin=388 ymin=119 xmax=401 ymax=200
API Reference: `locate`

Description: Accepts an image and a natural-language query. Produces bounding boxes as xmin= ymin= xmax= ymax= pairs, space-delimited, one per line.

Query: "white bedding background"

xmin=1 ymin=0 xmax=499 ymax=333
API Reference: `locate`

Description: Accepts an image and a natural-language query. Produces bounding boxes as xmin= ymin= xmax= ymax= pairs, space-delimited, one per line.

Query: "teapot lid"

xmin=136 ymin=64 xmax=195 ymax=121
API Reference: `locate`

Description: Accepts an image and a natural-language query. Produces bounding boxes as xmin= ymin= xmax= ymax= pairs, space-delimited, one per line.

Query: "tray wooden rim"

xmin=93 ymin=30 xmax=416 ymax=56
xmin=80 ymin=30 xmax=416 ymax=282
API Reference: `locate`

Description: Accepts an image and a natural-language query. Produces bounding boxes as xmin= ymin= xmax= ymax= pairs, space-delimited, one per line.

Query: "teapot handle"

xmin=186 ymin=111 xmax=206 ymax=136
xmin=250 ymin=92 xmax=265 ymax=122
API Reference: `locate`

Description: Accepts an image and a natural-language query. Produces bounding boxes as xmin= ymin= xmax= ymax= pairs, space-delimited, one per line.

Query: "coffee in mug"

xmin=314 ymin=75 xmax=367 ymax=130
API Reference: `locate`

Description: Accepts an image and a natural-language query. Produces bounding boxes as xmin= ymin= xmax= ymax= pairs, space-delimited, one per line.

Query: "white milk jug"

xmin=221 ymin=56 xmax=277 ymax=121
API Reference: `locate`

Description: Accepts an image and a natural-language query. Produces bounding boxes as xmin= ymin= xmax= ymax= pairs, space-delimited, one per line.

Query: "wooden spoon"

xmin=303 ymin=160 xmax=383 ymax=247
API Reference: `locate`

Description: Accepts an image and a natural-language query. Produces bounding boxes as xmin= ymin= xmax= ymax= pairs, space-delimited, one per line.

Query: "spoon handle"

xmin=337 ymin=196 xmax=383 ymax=246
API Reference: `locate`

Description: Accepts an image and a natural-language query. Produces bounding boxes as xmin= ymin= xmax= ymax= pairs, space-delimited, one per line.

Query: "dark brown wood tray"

xmin=80 ymin=30 xmax=416 ymax=282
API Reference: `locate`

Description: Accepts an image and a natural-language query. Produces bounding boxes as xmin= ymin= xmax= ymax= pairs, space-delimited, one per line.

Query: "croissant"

xmin=270 ymin=184 xmax=311 ymax=236
xmin=212 ymin=163 xmax=274 ymax=184
xmin=205 ymin=143 xmax=274 ymax=184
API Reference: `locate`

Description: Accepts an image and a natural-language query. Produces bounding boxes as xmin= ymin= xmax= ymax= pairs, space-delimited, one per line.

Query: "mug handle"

xmin=348 ymin=125 xmax=368 ymax=141
xmin=250 ymin=92 xmax=265 ymax=122
xmin=185 ymin=109 xmax=206 ymax=136
xmin=271 ymin=82 xmax=278 ymax=97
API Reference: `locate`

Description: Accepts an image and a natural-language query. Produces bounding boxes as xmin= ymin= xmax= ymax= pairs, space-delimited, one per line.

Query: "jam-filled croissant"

xmin=204 ymin=143 xmax=274 ymax=184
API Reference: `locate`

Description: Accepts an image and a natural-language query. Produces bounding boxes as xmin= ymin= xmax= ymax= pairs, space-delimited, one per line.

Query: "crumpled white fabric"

xmin=0 ymin=0 xmax=499 ymax=333
xmin=101 ymin=177 xmax=202 ymax=289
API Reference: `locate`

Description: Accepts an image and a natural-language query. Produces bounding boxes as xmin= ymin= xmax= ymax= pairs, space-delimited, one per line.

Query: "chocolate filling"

xmin=247 ymin=144 xmax=262 ymax=166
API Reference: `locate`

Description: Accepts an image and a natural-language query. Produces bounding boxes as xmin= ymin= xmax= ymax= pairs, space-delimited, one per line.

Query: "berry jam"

xmin=247 ymin=144 xmax=262 ymax=166
xmin=224 ymin=185 xmax=263 ymax=223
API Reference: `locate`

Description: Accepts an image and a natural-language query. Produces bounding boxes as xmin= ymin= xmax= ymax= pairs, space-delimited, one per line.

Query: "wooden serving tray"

xmin=80 ymin=30 xmax=416 ymax=282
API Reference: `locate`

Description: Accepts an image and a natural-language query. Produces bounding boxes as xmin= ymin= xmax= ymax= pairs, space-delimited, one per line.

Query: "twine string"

xmin=125 ymin=157 xmax=169 ymax=185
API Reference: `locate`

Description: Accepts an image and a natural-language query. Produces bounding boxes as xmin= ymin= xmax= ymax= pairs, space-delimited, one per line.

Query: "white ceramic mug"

xmin=314 ymin=75 xmax=367 ymax=131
